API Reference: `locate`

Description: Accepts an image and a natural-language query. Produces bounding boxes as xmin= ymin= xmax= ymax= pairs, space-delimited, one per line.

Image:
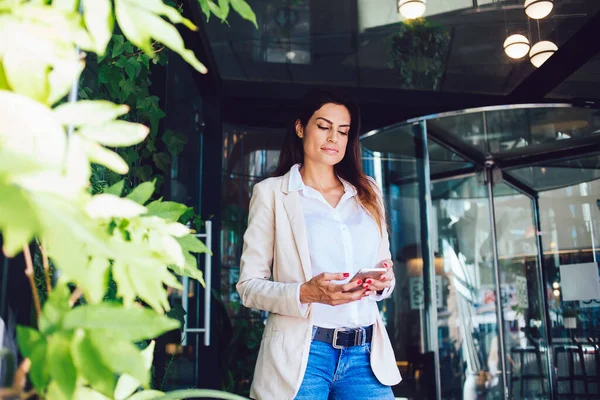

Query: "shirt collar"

xmin=288 ymin=164 xmax=357 ymax=196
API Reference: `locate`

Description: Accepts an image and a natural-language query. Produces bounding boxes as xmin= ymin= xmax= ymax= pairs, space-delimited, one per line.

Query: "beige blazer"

xmin=236 ymin=170 xmax=402 ymax=400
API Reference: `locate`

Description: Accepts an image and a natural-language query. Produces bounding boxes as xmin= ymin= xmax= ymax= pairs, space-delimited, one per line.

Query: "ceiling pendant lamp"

xmin=503 ymin=34 xmax=530 ymax=59
xmin=524 ymin=0 xmax=553 ymax=20
xmin=529 ymin=40 xmax=557 ymax=67
xmin=398 ymin=0 xmax=426 ymax=19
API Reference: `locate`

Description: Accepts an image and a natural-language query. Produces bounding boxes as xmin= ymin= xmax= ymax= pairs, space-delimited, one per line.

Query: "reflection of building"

xmin=3 ymin=0 xmax=600 ymax=399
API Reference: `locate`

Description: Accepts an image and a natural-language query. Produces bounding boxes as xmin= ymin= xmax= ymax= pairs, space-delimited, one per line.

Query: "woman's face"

xmin=297 ymin=103 xmax=351 ymax=167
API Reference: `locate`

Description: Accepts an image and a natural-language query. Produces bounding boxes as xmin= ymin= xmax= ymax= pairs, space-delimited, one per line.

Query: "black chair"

xmin=510 ymin=345 xmax=548 ymax=399
xmin=554 ymin=342 xmax=590 ymax=397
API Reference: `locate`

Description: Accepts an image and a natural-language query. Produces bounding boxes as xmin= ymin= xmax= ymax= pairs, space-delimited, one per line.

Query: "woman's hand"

xmin=362 ymin=260 xmax=394 ymax=294
xmin=300 ymin=272 xmax=369 ymax=306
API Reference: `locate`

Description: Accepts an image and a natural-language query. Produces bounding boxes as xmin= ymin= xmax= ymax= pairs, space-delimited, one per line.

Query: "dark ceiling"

xmin=183 ymin=0 xmax=600 ymax=129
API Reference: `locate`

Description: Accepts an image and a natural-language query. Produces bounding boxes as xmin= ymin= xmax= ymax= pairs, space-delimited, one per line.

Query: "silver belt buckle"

xmin=332 ymin=327 xmax=349 ymax=349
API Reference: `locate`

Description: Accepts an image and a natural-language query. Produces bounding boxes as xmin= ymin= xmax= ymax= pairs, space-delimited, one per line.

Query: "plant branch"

xmin=39 ymin=241 xmax=52 ymax=294
xmin=69 ymin=287 xmax=83 ymax=307
xmin=132 ymin=44 xmax=166 ymax=57
xmin=0 ymin=359 xmax=31 ymax=400
xmin=22 ymin=246 xmax=41 ymax=318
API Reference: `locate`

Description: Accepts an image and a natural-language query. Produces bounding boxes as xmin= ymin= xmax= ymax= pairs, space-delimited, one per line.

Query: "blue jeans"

xmin=295 ymin=330 xmax=395 ymax=400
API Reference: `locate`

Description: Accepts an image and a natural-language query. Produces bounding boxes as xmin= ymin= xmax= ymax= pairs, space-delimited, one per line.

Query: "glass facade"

xmin=203 ymin=0 xmax=600 ymax=95
xmin=361 ymin=104 xmax=600 ymax=399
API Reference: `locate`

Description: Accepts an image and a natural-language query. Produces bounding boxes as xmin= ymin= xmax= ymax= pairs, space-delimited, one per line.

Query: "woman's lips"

xmin=321 ymin=147 xmax=338 ymax=155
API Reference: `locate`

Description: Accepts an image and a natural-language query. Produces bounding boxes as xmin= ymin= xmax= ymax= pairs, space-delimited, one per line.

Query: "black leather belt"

xmin=313 ymin=325 xmax=373 ymax=349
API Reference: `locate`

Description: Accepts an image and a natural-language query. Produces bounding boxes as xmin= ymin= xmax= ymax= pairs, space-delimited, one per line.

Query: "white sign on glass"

xmin=559 ymin=262 xmax=600 ymax=302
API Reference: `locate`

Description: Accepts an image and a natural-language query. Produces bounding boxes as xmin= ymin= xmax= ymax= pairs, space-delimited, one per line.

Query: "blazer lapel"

xmin=282 ymin=190 xmax=312 ymax=281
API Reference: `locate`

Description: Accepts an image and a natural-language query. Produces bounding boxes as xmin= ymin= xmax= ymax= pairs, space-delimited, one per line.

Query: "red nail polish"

xmin=366 ymin=279 xmax=372 ymax=284
xmin=357 ymin=280 xmax=363 ymax=285
xmin=381 ymin=276 xmax=386 ymax=281
xmin=343 ymin=272 xmax=350 ymax=277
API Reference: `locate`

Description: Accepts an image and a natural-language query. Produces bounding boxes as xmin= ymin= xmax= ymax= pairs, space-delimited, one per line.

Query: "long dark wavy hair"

xmin=273 ymin=89 xmax=384 ymax=232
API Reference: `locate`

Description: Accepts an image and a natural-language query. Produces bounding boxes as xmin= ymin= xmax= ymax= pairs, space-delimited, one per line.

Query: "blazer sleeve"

xmin=369 ymin=177 xmax=395 ymax=301
xmin=236 ymin=181 xmax=308 ymax=318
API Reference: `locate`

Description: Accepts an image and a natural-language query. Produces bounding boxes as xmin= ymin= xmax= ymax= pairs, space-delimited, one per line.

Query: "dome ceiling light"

xmin=529 ymin=40 xmax=557 ymax=67
xmin=503 ymin=34 xmax=530 ymax=59
xmin=398 ymin=0 xmax=426 ymax=19
xmin=524 ymin=0 xmax=553 ymax=20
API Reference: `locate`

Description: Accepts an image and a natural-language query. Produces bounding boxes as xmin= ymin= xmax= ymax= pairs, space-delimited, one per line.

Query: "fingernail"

xmin=343 ymin=272 xmax=350 ymax=278
xmin=365 ymin=290 xmax=371 ymax=295
xmin=366 ymin=279 xmax=372 ymax=284
xmin=363 ymin=284 xmax=368 ymax=288
xmin=383 ymin=262 xmax=388 ymax=267
xmin=357 ymin=280 xmax=363 ymax=285
xmin=381 ymin=276 xmax=386 ymax=281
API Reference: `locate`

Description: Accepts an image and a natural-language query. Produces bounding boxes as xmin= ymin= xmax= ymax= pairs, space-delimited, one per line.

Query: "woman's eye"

xmin=317 ymin=125 xmax=328 ymax=130
xmin=339 ymin=131 xmax=349 ymax=136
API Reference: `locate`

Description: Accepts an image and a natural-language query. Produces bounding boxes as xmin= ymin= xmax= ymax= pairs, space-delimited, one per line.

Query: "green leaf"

xmin=47 ymin=332 xmax=77 ymax=400
xmin=124 ymin=148 xmax=140 ymax=165
xmin=131 ymin=165 xmax=153 ymax=181
xmin=86 ymin=141 xmax=130 ymax=174
xmin=62 ymin=303 xmax=180 ymax=342
xmin=171 ymin=252 xmax=205 ymax=285
xmin=114 ymin=1 xmax=207 ymax=74
xmin=166 ymin=304 xmax=186 ymax=330
xmin=161 ymin=130 xmax=187 ymax=156
xmin=152 ymin=152 xmax=171 ymax=173
xmin=112 ymin=34 xmax=126 ymax=58
xmin=230 ymin=0 xmax=257 ymax=28
xmin=0 ymin=63 xmax=9 ymax=90
xmin=126 ymin=180 xmax=155 ymax=205
xmin=79 ymin=120 xmax=149 ymax=147
xmin=86 ymin=194 xmax=147 ymax=219
xmin=83 ymin=0 xmax=114 ymax=55
xmin=120 ymin=0 xmax=197 ymax=30
xmin=177 ymin=234 xmax=210 ymax=254
xmin=88 ymin=332 xmax=148 ymax=384
xmin=125 ymin=57 xmax=142 ymax=79
xmin=198 ymin=0 xmax=211 ymax=21
xmin=38 ymin=281 xmax=71 ymax=335
xmin=104 ymin=179 xmax=125 ymax=196
xmin=218 ymin=0 xmax=230 ymax=20
xmin=74 ymin=387 xmax=111 ymax=400
xmin=29 ymin=340 xmax=51 ymax=392
xmin=16 ymin=326 xmax=44 ymax=358
xmin=72 ymin=330 xmax=116 ymax=397
xmin=207 ymin=0 xmax=227 ymax=21
xmin=114 ymin=341 xmax=156 ymax=400
xmin=128 ymin=263 xmax=180 ymax=312
xmin=138 ymin=53 xmax=150 ymax=70
xmin=145 ymin=200 xmax=190 ymax=221
xmin=3 ymin=50 xmax=51 ymax=103
xmin=0 ymin=180 xmax=39 ymax=257
xmin=52 ymin=0 xmax=78 ymax=12
xmin=63 ymin=256 xmax=110 ymax=305
xmin=54 ymin=100 xmax=129 ymax=126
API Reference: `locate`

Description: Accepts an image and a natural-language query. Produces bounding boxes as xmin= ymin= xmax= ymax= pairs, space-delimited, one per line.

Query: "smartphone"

xmin=344 ymin=268 xmax=387 ymax=292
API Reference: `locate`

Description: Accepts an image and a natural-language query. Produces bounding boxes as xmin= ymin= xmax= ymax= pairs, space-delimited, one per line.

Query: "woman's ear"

xmin=295 ymin=120 xmax=303 ymax=138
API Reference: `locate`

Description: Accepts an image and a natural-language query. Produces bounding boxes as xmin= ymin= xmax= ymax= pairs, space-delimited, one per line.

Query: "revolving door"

xmin=361 ymin=105 xmax=600 ymax=400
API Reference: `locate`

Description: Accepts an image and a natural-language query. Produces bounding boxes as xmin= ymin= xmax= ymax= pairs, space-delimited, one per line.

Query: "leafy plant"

xmin=562 ymin=306 xmax=579 ymax=318
xmin=388 ymin=18 xmax=451 ymax=91
xmin=0 ymin=0 xmax=255 ymax=399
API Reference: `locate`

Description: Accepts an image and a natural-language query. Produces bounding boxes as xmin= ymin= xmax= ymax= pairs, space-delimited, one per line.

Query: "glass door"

xmin=491 ymin=182 xmax=552 ymax=400
xmin=432 ymin=175 xmax=505 ymax=399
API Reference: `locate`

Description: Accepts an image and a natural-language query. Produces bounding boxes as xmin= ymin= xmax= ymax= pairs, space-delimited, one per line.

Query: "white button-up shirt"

xmin=289 ymin=164 xmax=388 ymax=328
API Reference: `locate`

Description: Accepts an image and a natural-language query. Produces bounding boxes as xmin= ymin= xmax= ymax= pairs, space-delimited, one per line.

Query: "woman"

xmin=237 ymin=89 xmax=401 ymax=399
